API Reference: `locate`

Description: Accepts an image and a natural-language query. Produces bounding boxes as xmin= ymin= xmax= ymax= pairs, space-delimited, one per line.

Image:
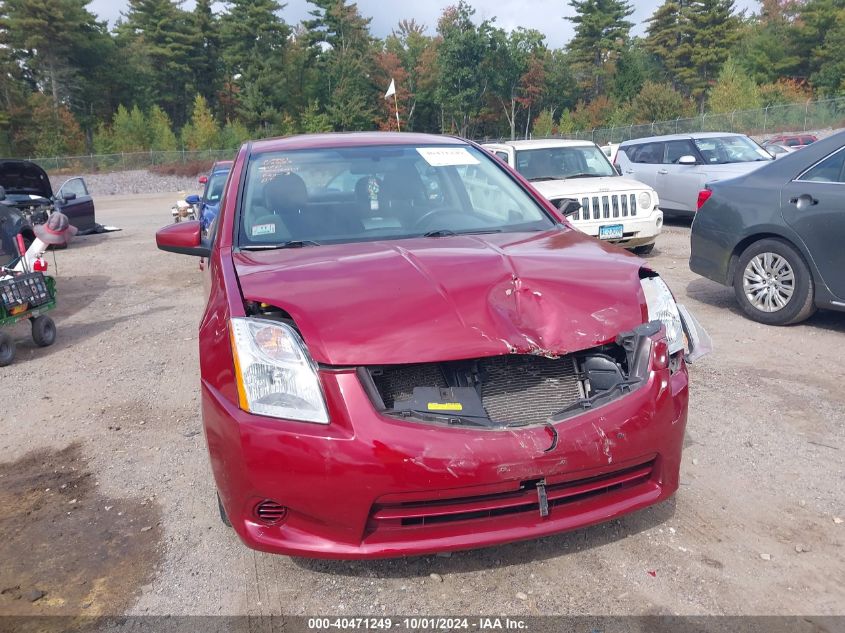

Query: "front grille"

xmin=370 ymin=355 xmax=583 ymax=426
xmin=478 ymin=356 xmax=581 ymax=425
xmin=572 ymin=193 xmax=638 ymax=221
xmin=368 ymin=459 xmax=656 ymax=530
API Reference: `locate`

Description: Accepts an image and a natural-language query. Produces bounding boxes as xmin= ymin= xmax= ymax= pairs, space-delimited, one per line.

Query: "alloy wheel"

xmin=742 ymin=252 xmax=795 ymax=312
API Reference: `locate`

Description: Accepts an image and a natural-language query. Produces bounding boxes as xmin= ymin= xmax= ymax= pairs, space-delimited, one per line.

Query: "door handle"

xmin=658 ymin=169 xmax=669 ymax=175
xmin=789 ymin=194 xmax=818 ymax=207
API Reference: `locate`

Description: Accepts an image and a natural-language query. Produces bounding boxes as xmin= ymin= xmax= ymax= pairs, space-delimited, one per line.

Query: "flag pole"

xmin=393 ymin=92 xmax=401 ymax=132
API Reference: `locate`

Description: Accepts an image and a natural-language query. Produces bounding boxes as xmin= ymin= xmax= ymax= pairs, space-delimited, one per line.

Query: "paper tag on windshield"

xmin=417 ymin=147 xmax=479 ymax=167
xmin=251 ymin=223 xmax=276 ymax=236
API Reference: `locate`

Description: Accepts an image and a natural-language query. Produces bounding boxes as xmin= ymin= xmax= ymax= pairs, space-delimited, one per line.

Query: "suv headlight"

xmin=638 ymin=191 xmax=652 ymax=209
xmin=640 ymin=276 xmax=684 ymax=355
xmin=229 ymin=317 xmax=329 ymax=424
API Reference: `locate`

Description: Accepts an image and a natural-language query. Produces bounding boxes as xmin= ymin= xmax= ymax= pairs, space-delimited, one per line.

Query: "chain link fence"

xmin=28 ymin=149 xmax=237 ymax=174
xmin=556 ymin=97 xmax=845 ymax=146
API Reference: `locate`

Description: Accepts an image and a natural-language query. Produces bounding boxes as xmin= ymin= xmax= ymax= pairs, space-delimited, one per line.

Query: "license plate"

xmin=599 ymin=224 xmax=624 ymax=240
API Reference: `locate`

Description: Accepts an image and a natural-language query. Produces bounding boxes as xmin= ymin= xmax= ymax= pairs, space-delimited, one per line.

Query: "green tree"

xmin=111 ymin=104 xmax=149 ymax=152
xmin=181 ymin=94 xmax=220 ymax=150
xmin=806 ymin=4 xmax=845 ymax=95
xmin=383 ymin=19 xmax=437 ymax=131
xmin=532 ymin=109 xmax=556 ymax=137
xmin=674 ymin=0 xmax=741 ymax=104
xmin=565 ymin=0 xmax=635 ymax=99
xmin=644 ymin=0 xmax=687 ymax=85
xmin=306 ymin=0 xmax=377 ymax=131
xmin=0 ymin=0 xmax=103 ymax=110
xmin=492 ymin=27 xmax=546 ymax=140
xmin=119 ymin=0 xmax=198 ymax=126
xmin=300 ymin=100 xmax=333 ymax=133
xmin=191 ymin=0 xmax=222 ymax=112
xmin=12 ymin=92 xmax=86 ymax=156
xmin=220 ymin=0 xmax=290 ymax=129
xmin=629 ymin=81 xmax=690 ymax=122
xmin=148 ymin=105 xmax=178 ymax=151
xmin=707 ymin=57 xmax=761 ymax=113
xmin=434 ymin=2 xmax=497 ymax=137
xmin=219 ymin=119 xmax=251 ymax=149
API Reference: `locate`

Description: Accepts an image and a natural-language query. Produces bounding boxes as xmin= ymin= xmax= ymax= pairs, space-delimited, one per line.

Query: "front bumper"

xmin=203 ymin=333 xmax=689 ymax=559
xmin=573 ymin=210 xmax=663 ymax=248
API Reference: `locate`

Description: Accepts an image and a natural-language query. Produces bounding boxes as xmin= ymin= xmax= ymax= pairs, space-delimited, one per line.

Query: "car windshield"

xmin=693 ymin=136 xmax=773 ymax=164
xmin=203 ymin=169 xmax=230 ymax=204
xmin=237 ymin=144 xmax=555 ymax=248
xmin=514 ymin=146 xmax=616 ymax=181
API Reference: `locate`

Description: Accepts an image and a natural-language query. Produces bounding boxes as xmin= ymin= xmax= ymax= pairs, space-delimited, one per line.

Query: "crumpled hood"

xmin=233 ymin=229 xmax=648 ymax=366
xmin=532 ymin=176 xmax=652 ymax=200
xmin=0 ymin=160 xmax=53 ymax=199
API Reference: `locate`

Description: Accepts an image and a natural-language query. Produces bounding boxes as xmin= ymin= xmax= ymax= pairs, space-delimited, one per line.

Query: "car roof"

xmin=249 ymin=132 xmax=467 ymax=154
xmin=619 ymin=132 xmax=746 ymax=145
xmin=212 ymin=160 xmax=234 ymax=170
xmin=483 ymin=139 xmax=594 ymax=150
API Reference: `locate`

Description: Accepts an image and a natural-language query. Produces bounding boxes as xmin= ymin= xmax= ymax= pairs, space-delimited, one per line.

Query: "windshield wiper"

xmin=528 ymin=176 xmax=559 ymax=182
xmin=240 ymin=240 xmax=321 ymax=251
xmin=423 ymin=228 xmax=503 ymax=238
xmin=564 ymin=172 xmax=601 ymax=179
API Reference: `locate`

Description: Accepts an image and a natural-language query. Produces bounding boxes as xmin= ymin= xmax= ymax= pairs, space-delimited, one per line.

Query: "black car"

xmin=0 ymin=160 xmax=96 ymax=237
xmin=690 ymin=130 xmax=845 ymax=325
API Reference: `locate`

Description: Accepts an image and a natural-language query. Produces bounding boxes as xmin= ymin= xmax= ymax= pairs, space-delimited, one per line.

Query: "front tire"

xmin=31 ymin=315 xmax=57 ymax=347
xmin=733 ymin=238 xmax=816 ymax=325
xmin=0 ymin=332 xmax=15 ymax=367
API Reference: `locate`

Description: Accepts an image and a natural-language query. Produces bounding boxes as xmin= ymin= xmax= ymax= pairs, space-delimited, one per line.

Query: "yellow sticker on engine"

xmin=427 ymin=403 xmax=463 ymax=412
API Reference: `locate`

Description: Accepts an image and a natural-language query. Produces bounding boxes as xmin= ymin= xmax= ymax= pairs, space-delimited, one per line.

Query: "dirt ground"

xmin=0 ymin=193 xmax=842 ymax=619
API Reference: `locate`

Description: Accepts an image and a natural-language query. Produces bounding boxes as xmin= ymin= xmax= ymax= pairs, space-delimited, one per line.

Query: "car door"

xmin=658 ymin=139 xmax=705 ymax=216
xmin=620 ymin=142 xmax=663 ymax=190
xmin=55 ymin=177 xmax=96 ymax=232
xmin=781 ymin=146 xmax=845 ymax=299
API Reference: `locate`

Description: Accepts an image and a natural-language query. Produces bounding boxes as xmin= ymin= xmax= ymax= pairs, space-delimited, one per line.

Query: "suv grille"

xmin=569 ymin=194 xmax=638 ymax=221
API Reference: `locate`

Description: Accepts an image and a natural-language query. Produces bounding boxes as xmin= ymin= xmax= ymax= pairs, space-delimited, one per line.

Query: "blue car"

xmin=190 ymin=160 xmax=233 ymax=235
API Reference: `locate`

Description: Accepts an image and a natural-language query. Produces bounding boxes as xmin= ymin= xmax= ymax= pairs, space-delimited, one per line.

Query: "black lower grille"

xmin=369 ymin=355 xmax=584 ymax=426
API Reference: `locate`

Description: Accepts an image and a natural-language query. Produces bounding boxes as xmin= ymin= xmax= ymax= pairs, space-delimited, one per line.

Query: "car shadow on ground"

xmin=291 ymin=498 xmax=676 ymax=578
xmin=686 ymin=277 xmax=845 ymax=333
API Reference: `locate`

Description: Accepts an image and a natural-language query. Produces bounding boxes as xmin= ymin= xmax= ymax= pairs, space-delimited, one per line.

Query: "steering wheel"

xmin=412 ymin=207 xmax=465 ymax=231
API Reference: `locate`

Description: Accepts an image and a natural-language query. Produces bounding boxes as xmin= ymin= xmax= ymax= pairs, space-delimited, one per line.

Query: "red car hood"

xmin=233 ymin=229 xmax=647 ymax=366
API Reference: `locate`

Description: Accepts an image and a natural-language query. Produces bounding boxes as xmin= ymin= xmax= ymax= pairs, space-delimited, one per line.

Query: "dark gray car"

xmin=690 ymin=130 xmax=845 ymax=325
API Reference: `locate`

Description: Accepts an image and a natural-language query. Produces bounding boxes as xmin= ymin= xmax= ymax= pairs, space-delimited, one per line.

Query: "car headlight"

xmin=640 ymin=276 xmax=684 ymax=355
xmin=638 ymin=191 xmax=652 ymax=209
xmin=229 ymin=318 xmax=329 ymax=424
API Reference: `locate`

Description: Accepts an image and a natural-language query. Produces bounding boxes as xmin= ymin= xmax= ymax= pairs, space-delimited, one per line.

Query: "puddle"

xmin=0 ymin=443 xmax=162 ymax=622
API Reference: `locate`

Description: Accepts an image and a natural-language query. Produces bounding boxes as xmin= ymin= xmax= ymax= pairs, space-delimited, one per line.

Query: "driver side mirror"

xmin=557 ymin=198 xmax=582 ymax=217
xmin=185 ymin=194 xmax=201 ymax=205
xmin=678 ymin=155 xmax=697 ymax=166
xmin=156 ymin=220 xmax=210 ymax=257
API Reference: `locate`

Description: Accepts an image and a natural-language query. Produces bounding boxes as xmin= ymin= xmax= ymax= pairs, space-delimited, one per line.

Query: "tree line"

xmin=0 ymin=0 xmax=843 ymax=159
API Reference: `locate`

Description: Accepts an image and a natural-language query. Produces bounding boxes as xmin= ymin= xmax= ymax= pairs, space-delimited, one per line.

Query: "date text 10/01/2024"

xmin=306 ymin=618 xmax=529 ymax=631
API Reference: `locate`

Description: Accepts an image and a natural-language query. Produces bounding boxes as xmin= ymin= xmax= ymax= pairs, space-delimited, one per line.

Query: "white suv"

xmin=484 ymin=139 xmax=662 ymax=253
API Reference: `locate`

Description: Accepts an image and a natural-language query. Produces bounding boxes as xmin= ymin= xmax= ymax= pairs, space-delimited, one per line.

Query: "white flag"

xmin=384 ymin=78 xmax=396 ymax=100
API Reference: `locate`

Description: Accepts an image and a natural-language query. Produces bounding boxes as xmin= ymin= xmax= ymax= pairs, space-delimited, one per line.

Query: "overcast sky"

xmin=89 ymin=0 xmax=760 ymax=49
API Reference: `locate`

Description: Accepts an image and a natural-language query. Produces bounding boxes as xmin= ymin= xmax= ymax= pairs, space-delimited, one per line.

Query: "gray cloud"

xmin=89 ymin=0 xmax=759 ymax=49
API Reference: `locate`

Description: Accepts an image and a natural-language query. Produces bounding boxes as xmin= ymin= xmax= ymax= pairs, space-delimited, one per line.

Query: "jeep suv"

xmin=484 ymin=140 xmax=662 ymax=254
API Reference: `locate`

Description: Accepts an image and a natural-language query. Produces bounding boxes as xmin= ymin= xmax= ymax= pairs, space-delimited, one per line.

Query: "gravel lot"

xmin=0 ymin=193 xmax=843 ymax=620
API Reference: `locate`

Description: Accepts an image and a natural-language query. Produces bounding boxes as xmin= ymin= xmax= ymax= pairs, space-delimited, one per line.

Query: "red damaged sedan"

xmin=156 ymin=132 xmax=710 ymax=559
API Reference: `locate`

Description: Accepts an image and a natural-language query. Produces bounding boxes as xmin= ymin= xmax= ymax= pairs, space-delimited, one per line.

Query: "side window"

xmin=494 ymin=151 xmax=509 ymax=163
xmin=631 ymin=143 xmax=664 ymax=164
xmin=799 ymin=148 xmax=845 ymax=183
xmin=59 ymin=178 xmax=88 ymax=199
xmin=665 ymin=140 xmax=697 ymax=164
